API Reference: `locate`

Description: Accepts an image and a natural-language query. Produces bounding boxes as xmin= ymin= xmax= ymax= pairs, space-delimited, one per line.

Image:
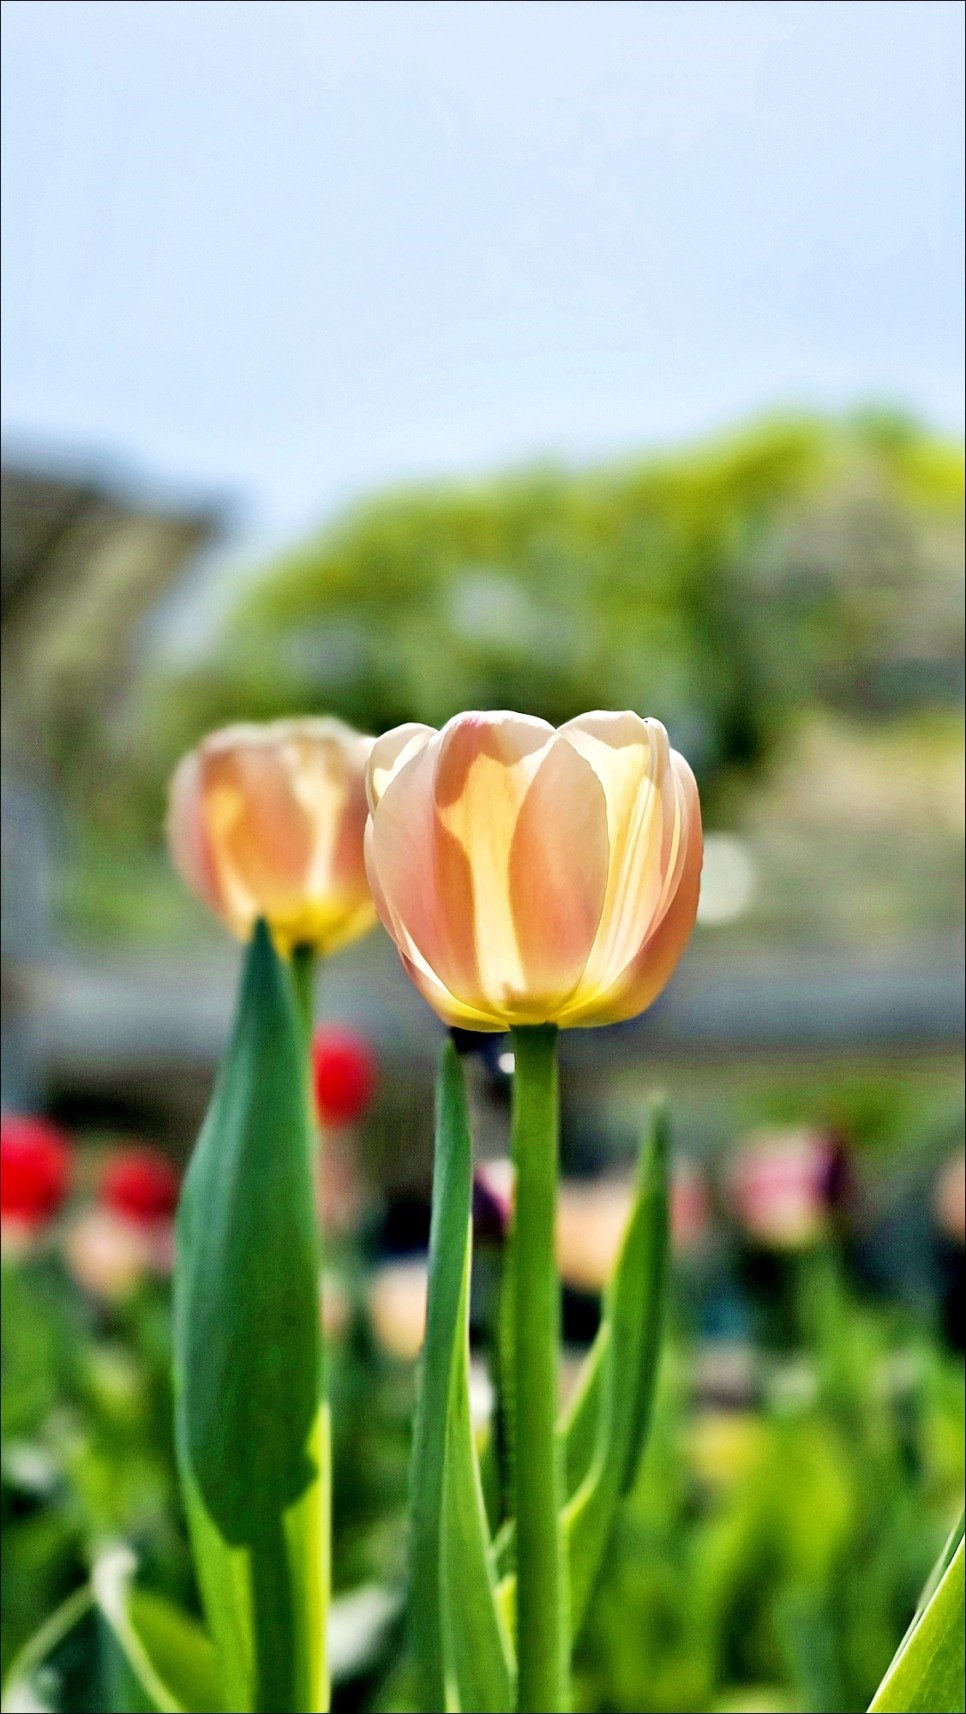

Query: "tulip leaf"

xmin=563 ymin=1103 xmax=669 ymax=1628
xmin=559 ymin=1321 xmax=610 ymax=1499
xmin=869 ymin=1528 xmax=965 ymax=1713
xmin=174 ymin=921 xmax=327 ymax=1714
xmin=409 ymin=1043 xmax=515 ymax=1714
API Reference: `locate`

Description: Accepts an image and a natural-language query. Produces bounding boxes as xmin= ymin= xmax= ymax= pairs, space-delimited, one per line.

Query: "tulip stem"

xmin=290 ymin=942 xmax=317 ymax=1050
xmin=510 ymin=1023 xmax=569 ymax=1713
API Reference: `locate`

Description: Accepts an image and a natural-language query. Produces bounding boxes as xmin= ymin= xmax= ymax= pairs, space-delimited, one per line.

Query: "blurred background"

xmin=1 ymin=3 xmax=963 ymax=1712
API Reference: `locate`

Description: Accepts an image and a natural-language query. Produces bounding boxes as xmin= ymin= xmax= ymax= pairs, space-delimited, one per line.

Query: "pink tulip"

xmin=728 ymin=1128 xmax=836 ymax=1251
xmin=167 ymin=717 xmax=376 ymax=953
xmin=364 ymin=710 xmax=702 ymax=1029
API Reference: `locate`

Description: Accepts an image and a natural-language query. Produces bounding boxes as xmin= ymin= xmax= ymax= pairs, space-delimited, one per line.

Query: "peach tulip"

xmin=64 ymin=1209 xmax=156 ymax=1301
xmin=167 ymin=717 xmax=376 ymax=953
xmin=365 ymin=710 xmax=702 ymax=1029
xmin=367 ymin=1258 xmax=429 ymax=1361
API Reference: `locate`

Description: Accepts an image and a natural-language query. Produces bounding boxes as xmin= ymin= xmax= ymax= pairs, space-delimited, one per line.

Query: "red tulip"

xmin=312 ymin=1027 xmax=377 ymax=1128
xmin=0 ymin=1115 xmax=72 ymax=1228
xmin=101 ymin=1147 xmax=180 ymax=1226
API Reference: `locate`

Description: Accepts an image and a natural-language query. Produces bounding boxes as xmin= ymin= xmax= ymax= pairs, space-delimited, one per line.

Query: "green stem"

xmin=290 ymin=942 xmax=317 ymax=1051
xmin=290 ymin=938 xmax=330 ymax=1711
xmin=510 ymin=1023 xmax=569 ymax=1713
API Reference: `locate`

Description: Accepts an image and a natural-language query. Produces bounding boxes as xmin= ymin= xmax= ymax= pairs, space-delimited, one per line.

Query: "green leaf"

xmin=127 ymin=1590 xmax=224 ymax=1713
xmin=869 ymin=1532 xmax=965 ymax=1713
xmin=563 ymin=1105 xmax=669 ymax=1630
xmin=408 ymin=1043 xmax=515 ymax=1714
xmin=174 ymin=921 xmax=327 ymax=1714
xmin=442 ymin=1235 xmax=516 ymax=1712
xmin=559 ymin=1323 xmax=610 ymax=1500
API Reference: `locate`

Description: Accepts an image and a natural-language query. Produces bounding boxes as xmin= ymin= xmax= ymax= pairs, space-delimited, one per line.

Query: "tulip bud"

xmin=167 ymin=717 xmax=376 ymax=954
xmin=1 ymin=1115 xmax=72 ymax=1232
xmin=364 ymin=710 xmax=701 ymax=1029
xmin=473 ymin=1157 xmax=515 ymax=1244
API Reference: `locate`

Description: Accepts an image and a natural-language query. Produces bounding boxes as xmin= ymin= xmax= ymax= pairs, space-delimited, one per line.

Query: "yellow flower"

xmin=167 ymin=717 xmax=376 ymax=954
xmin=365 ymin=710 xmax=702 ymax=1029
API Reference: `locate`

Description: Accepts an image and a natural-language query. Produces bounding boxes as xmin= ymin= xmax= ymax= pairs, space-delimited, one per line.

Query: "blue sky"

xmin=2 ymin=0 xmax=963 ymax=549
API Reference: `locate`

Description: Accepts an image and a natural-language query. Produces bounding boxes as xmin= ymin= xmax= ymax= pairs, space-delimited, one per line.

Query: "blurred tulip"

xmin=556 ymin=1176 xmax=634 ymax=1293
xmin=476 ymin=1159 xmax=703 ymax=1281
xmin=728 ymin=1128 xmax=836 ymax=1251
xmin=312 ymin=1026 xmax=377 ymax=1127
xmin=64 ymin=1208 xmax=155 ymax=1300
xmin=934 ymin=1149 xmax=966 ymax=1245
xmin=0 ymin=1114 xmax=72 ymax=1232
xmin=671 ymin=1156 xmax=712 ymax=1256
xmin=473 ymin=1156 xmax=515 ymax=1242
xmin=320 ymin=1269 xmax=352 ymax=1341
xmin=368 ymin=1258 xmax=428 ymax=1361
xmin=365 ymin=710 xmax=701 ymax=1029
xmin=100 ymin=1146 xmax=180 ymax=1226
xmin=167 ymin=717 xmax=376 ymax=954
xmin=316 ymin=1132 xmax=364 ymax=1237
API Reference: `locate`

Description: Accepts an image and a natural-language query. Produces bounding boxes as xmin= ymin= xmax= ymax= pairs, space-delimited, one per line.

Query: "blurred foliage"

xmin=74 ymin=410 xmax=962 ymax=852
xmin=3 ymin=1226 xmax=963 ymax=1713
xmin=0 ymin=1251 xmax=413 ymax=1701
xmin=574 ymin=1251 xmax=965 ymax=1714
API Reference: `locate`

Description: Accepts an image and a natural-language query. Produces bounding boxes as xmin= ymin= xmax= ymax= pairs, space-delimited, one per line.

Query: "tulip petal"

xmin=367 ymin=735 xmax=483 ymax=1010
xmin=560 ymin=713 xmax=672 ymax=991
xmin=202 ymin=741 xmax=319 ymax=928
xmin=560 ymin=751 xmax=702 ymax=1026
xmin=434 ymin=713 xmax=554 ymax=1009
xmin=367 ymin=724 xmax=435 ymax=813
xmin=167 ymin=751 xmax=224 ymax=918
xmin=505 ymin=735 xmax=609 ymax=1014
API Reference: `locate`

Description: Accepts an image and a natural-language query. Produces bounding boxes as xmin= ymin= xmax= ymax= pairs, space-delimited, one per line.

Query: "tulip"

xmin=934 ymin=1150 xmax=965 ymax=1246
xmin=556 ymin=1176 xmax=634 ymax=1294
xmin=312 ymin=1026 xmax=377 ymax=1128
xmin=316 ymin=1133 xmax=364 ymax=1237
xmin=101 ymin=1146 xmax=180 ymax=1227
xmin=671 ymin=1156 xmax=712 ymax=1256
xmin=167 ymin=717 xmax=376 ymax=955
xmin=728 ymin=1127 xmax=836 ymax=1252
xmin=364 ymin=709 xmax=701 ymax=1030
xmin=366 ymin=709 xmax=700 ymax=1711
xmin=1 ymin=1115 xmax=73 ymax=1233
xmin=64 ymin=1207 xmax=155 ymax=1301
xmin=368 ymin=1257 xmax=429 ymax=1362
